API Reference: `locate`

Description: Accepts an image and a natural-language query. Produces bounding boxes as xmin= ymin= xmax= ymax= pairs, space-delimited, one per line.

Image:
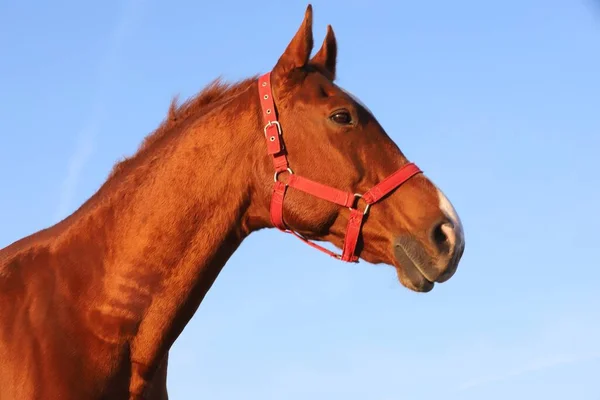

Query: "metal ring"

xmin=351 ymin=193 xmax=371 ymax=215
xmin=274 ymin=168 xmax=294 ymax=183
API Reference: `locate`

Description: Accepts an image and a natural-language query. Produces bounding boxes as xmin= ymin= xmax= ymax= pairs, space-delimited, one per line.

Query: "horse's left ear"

xmin=272 ymin=5 xmax=314 ymax=81
xmin=310 ymin=25 xmax=337 ymax=81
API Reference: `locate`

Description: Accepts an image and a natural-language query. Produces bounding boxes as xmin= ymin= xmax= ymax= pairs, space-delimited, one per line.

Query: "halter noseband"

xmin=258 ymin=72 xmax=422 ymax=262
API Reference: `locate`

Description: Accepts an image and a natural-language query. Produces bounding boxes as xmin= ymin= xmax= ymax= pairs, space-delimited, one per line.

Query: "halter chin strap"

xmin=258 ymin=72 xmax=422 ymax=262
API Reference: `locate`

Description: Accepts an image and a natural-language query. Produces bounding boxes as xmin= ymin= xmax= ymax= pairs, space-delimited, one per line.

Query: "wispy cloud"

xmin=454 ymin=300 xmax=600 ymax=394
xmin=55 ymin=121 xmax=97 ymax=220
xmin=458 ymin=351 xmax=600 ymax=391
xmin=54 ymin=0 xmax=144 ymax=222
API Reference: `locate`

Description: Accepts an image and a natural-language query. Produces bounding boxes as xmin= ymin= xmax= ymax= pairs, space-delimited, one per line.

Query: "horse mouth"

xmin=393 ymin=243 xmax=435 ymax=293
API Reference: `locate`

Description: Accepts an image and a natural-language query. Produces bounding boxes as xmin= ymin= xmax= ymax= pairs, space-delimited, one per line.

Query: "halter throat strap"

xmin=258 ymin=72 xmax=422 ymax=262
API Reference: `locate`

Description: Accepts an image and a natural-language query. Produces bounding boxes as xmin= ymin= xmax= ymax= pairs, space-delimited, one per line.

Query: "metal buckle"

xmin=351 ymin=193 xmax=371 ymax=216
xmin=274 ymin=167 xmax=294 ymax=183
xmin=263 ymin=120 xmax=282 ymax=138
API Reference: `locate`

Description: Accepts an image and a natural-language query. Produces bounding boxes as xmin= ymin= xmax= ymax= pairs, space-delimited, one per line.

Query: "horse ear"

xmin=272 ymin=4 xmax=314 ymax=80
xmin=310 ymin=25 xmax=337 ymax=81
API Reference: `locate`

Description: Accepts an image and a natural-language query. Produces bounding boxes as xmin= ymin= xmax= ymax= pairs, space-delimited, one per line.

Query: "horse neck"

xmin=96 ymin=78 xmax=270 ymax=334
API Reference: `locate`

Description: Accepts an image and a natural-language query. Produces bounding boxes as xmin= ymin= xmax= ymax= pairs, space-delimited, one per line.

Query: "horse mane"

xmin=109 ymin=75 xmax=257 ymax=178
xmin=0 ymin=75 xmax=259 ymax=258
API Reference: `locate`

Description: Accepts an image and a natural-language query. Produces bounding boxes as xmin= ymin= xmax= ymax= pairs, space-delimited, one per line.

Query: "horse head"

xmin=255 ymin=5 xmax=465 ymax=292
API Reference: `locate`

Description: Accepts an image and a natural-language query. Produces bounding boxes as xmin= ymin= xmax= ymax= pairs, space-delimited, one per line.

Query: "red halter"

xmin=258 ymin=72 xmax=422 ymax=262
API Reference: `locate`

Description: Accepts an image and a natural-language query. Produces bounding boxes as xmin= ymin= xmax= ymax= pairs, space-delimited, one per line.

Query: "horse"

xmin=0 ymin=4 xmax=465 ymax=399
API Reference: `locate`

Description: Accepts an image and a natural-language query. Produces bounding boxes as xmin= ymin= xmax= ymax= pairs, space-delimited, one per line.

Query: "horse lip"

xmin=393 ymin=242 xmax=435 ymax=290
xmin=394 ymin=242 xmax=436 ymax=283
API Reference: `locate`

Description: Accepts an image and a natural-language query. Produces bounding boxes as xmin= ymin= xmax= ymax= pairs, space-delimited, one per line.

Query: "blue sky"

xmin=1 ymin=0 xmax=599 ymax=398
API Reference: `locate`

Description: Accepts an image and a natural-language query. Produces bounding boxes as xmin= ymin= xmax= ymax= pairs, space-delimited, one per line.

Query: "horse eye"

xmin=330 ymin=111 xmax=353 ymax=125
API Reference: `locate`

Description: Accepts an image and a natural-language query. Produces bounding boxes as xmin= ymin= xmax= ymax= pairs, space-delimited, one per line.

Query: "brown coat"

xmin=0 ymin=5 xmax=464 ymax=399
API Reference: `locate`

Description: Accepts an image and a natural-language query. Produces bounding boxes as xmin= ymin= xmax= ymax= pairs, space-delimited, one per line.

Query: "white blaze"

xmin=436 ymin=187 xmax=465 ymax=251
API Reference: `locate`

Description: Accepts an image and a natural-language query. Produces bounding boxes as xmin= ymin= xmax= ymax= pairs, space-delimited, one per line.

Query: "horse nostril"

xmin=431 ymin=219 xmax=453 ymax=254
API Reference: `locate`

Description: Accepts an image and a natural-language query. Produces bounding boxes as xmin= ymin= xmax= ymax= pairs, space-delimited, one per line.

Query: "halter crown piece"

xmin=258 ymin=72 xmax=422 ymax=262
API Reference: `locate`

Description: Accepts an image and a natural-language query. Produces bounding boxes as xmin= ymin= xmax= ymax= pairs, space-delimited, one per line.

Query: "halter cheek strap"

xmin=258 ymin=72 xmax=422 ymax=262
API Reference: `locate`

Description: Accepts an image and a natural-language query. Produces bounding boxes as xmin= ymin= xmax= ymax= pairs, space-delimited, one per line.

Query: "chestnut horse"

xmin=0 ymin=5 xmax=465 ymax=399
